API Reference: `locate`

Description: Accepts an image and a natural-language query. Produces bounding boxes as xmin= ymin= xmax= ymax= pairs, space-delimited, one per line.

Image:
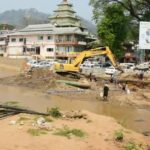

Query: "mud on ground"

xmin=0 ymin=68 xmax=150 ymax=109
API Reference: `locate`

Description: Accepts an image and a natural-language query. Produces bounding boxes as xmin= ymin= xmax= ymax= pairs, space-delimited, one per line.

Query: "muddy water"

xmin=0 ymin=84 xmax=150 ymax=135
xmin=0 ymin=69 xmax=17 ymax=78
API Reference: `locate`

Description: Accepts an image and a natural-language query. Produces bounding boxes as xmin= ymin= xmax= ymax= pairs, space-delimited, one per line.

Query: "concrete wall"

xmin=7 ymin=35 xmax=56 ymax=58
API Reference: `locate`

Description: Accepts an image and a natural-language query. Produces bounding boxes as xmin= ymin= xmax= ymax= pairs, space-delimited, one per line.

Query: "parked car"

xmin=105 ymin=66 xmax=119 ymax=75
xmin=134 ymin=62 xmax=150 ymax=71
xmin=32 ymin=61 xmax=52 ymax=68
xmin=47 ymin=59 xmax=59 ymax=65
xmin=102 ymin=62 xmax=112 ymax=68
xmin=120 ymin=63 xmax=135 ymax=69
xmin=27 ymin=60 xmax=40 ymax=67
xmin=80 ymin=61 xmax=99 ymax=69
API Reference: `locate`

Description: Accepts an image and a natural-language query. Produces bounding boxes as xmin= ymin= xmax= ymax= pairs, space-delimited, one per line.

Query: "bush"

xmin=125 ymin=141 xmax=136 ymax=150
xmin=54 ymin=126 xmax=86 ymax=138
xmin=47 ymin=107 xmax=61 ymax=118
xmin=114 ymin=130 xmax=124 ymax=142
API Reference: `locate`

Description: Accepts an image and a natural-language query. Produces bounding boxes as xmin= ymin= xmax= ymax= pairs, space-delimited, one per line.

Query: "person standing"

xmin=139 ymin=70 xmax=144 ymax=80
xmin=103 ymin=84 xmax=109 ymax=101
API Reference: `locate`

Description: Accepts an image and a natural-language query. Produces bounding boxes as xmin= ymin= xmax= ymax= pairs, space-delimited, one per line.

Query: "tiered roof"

xmin=49 ymin=0 xmax=84 ymax=28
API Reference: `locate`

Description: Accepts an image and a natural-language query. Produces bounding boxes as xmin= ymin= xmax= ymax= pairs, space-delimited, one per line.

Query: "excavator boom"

xmin=54 ymin=46 xmax=120 ymax=73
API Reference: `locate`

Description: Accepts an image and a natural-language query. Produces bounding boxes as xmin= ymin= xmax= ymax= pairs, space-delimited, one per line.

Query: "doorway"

xmin=36 ymin=47 xmax=40 ymax=55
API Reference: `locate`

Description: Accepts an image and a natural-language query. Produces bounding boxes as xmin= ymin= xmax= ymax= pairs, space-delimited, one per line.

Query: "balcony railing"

xmin=55 ymin=39 xmax=78 ymax=45
xmin=55 ymin=52 xmax=79 ymax=58
xmin=8 ymin=42 xmax=24 ymax=46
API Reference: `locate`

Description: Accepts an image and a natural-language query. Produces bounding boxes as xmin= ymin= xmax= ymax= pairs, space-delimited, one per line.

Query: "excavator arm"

xmin=54 ymin=46 xmax=122 ymax=73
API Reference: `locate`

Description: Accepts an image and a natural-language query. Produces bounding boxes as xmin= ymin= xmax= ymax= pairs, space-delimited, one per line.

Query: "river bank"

xmin=0 ymin=58 xmax=150 ymax=149
xmin=0 ymin=69 xmax=150 ymax=109
xmin=0 ymin=111 xmax=150 ymax=150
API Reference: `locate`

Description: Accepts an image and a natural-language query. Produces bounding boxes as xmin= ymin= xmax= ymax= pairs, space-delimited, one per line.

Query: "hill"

xmin=0 ymin=8 xmax=96 ymax=34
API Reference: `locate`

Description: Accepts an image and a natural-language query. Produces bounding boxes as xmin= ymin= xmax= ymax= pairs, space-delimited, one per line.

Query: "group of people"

xmin=102 ymin=80 xmax=131 ymax=101
xmin=103 ymin=70 xmax=145 ymax=101
xmin=89 ymin=70 xmax=145 ymax=101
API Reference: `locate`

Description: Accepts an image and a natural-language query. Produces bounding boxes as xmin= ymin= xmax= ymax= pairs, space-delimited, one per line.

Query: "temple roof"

xmin=49 ymin=0 xmax=84 ymax=28
xmin=8 ymin=24 xmax=87 ymax=36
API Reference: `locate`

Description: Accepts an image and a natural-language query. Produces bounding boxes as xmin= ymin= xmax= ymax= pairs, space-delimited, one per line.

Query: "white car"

xmin=47 ymin=59 xmax=59 ymax=65
xmin=32 ymin=61 xmax=52 ymax=68
xmin=105 ymin=66 xmax=118 ymax=75
xmin=120 ymin=63 xmax=135 ymax=69
xmin=135 ymin=62 xmax=150 ymax=70
xmin=80 ymin=62 xmax=100 ymax=69
xmin=27 ymin=60 xmax=39 ymax=66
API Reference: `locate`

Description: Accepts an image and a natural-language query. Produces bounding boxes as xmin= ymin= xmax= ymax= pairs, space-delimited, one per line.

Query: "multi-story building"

xmin=0 ymin=30 xmax=14 ymax=56
xmin=4 ymin=0 xmax=96 ymax=59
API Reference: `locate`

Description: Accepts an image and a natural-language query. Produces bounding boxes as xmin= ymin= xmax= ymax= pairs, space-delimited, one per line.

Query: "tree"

xmin=0 ymin=24 xmax=15 ymax=30
xmin=97 ymin=4 xmax=128 ymax=58
xmin=89 ymin=0 xmax=150 ymax=21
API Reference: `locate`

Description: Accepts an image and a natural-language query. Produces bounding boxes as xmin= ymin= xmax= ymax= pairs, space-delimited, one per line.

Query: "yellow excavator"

xmin=54 ymin=46 xmax=122 ymax=73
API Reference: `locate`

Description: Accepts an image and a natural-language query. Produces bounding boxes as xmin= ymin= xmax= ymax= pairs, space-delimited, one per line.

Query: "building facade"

xmin=3 ymin=0 xmax=96 ymax=59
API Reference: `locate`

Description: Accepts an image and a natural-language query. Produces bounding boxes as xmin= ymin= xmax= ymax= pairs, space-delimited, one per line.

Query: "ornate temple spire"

xmin=62 ymin=0 xmax=68 ymax=3
xmin=49 ymin=0 xmax=85 ymax=28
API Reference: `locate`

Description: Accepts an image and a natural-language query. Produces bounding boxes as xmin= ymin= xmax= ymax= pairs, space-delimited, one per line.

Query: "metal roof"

xmin=8 ymin=24 xmax=87 ymax=36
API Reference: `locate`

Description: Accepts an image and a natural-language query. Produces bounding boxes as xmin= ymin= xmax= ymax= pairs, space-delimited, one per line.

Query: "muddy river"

xmin=0 ymin=84 xmax=150 ymax=135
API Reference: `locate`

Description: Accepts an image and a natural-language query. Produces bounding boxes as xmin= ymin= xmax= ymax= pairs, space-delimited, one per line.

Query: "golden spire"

xmin=63 ymin=0 xmax=68 ymax=3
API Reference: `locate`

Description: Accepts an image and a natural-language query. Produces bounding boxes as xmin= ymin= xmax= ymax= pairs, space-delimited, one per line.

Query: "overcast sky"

xmin=0 ymin=0 xmax=94 ymax=22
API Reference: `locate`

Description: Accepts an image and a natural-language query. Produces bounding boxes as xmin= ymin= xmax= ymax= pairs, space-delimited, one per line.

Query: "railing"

xmin=8 ymin=42 xmax=24 ymax=46
xmin=55 ymin=39 xmax=78 ymax=45
xmin=55 ymin=52 xmax=79 ymax=57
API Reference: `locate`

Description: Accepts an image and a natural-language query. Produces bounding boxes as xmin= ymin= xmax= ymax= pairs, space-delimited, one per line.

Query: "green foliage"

xmin=114 ymin=130 xmax=124 ymax=142
xmin=89 ymin=0 xmax=150 ymax=47
xmin=125 ymin=141 xmax=137 ymax=150
xmin=47 ymin=107 xmax=61 ymax=118
xmin=54 ymin=126 xmax=86 ymax=138
xmin=89 ymin=0 xmax=150 ymax=21
xmin=0 ymin=24 xmax=15 ymax=30
xmin=97 ymin=4 xmax=128 ymax=58
xmin=27 ymin=128 xmax=48 ymax=136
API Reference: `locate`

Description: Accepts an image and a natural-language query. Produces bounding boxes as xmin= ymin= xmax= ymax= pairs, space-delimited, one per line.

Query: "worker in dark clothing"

xmin=139 ymin=70 xmax=144 ymax=80
xmin=103 ymin=84 xmax=109 ymax=100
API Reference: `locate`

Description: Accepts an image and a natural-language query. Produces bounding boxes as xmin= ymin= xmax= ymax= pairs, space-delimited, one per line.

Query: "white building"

xmin=7 ymin=24 xmax=90 ymax=59
xmin=3 ymin=0 xmax=96 ymax=59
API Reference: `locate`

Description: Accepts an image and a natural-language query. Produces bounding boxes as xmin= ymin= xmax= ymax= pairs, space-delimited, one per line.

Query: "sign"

xmin=139 ymin=21 xmax=150 ymax=49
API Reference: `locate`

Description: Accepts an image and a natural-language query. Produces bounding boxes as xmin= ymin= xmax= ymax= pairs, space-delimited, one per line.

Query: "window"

xmin=47 ymin=36 xmax=52 ymax=40
xmin=11 ymin=38 xmax=16 ymax=42
xmin=66 ymin=35 xmax=71 ymax=41
xmin=0 ymin=38 xmax=4 ymax=41
xmin=47 ymin=48 xmax=53 ymax=52
xmin=38 ymin=36 xmax=43 ymax=40
xmin=19 ymin=38 xmax=24 ymax=42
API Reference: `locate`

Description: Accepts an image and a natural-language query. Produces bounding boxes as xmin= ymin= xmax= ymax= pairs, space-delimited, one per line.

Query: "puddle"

xmin=0 ymin=84 xmax=150 ymax=135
